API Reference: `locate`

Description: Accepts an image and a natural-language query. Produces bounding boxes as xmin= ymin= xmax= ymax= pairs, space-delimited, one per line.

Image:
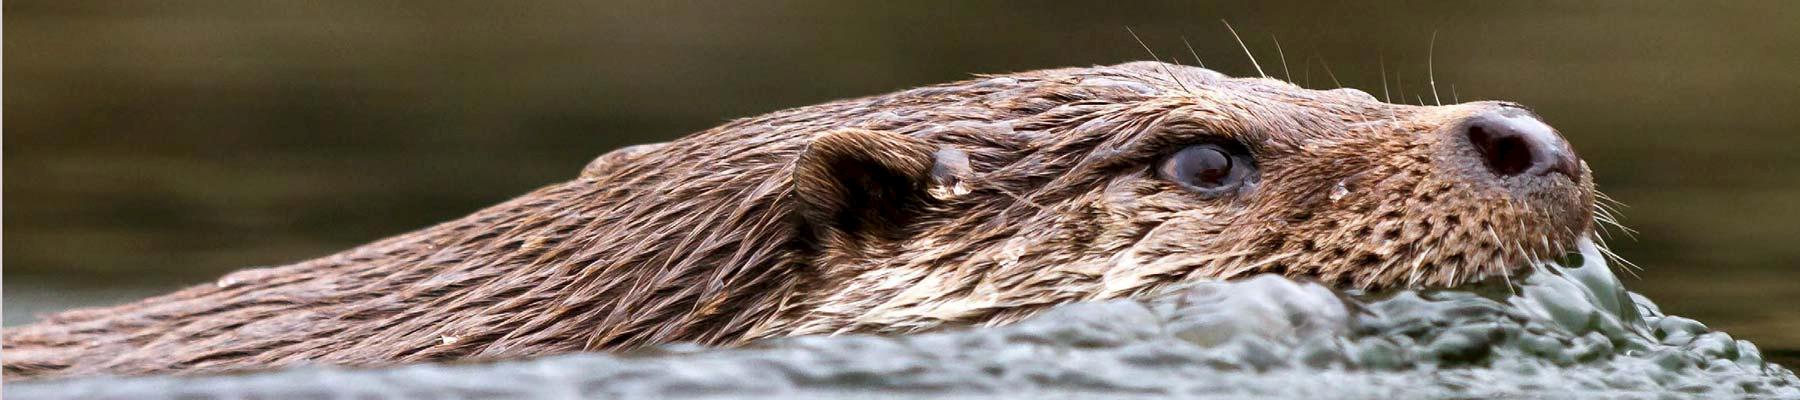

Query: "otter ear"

xmin=793 ymin=129 xmax=970 ymax=241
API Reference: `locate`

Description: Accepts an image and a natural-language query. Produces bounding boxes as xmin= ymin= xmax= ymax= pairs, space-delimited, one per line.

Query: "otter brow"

xmin=1079 ymin=108 xmax=1257 ymax=170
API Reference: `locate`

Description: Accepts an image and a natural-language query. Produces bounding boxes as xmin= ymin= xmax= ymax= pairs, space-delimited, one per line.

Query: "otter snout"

xmin=1459 ymin=105 xmax=1581 ymax=182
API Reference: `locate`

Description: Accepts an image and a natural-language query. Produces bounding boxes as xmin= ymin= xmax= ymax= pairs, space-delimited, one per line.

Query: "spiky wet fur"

xmin=2 ymin=61 xmax=1596 ymax=379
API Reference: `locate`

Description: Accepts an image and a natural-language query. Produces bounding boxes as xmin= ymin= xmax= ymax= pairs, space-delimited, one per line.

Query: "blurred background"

xmin=5 ymin=1 xmax=1797 ymax=352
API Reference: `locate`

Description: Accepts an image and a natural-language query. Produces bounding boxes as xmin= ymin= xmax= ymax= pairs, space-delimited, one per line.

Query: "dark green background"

xmin=6 ymin=1 xmax=1797 ymax=351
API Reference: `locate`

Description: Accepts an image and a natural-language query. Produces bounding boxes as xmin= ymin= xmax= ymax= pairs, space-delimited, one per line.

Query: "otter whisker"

xmin=1379 ymin=55 xmax=1392 ymax=103
xmin=1125 ymin=27 xmax=1193 ymax=93
xmin=1451 ymin=84 xmax=1460 ymax=104
xmin=1181 ymin=36 xmax=1205 ymax=69
xmin=1497 ymin=251 xmax=1518 ymax=296
xmin=1272 ymin=34 xmax=1292 ymax=83
xmin=1483 ymin=225 xmax=1526 ymax=275
xmin=1535 ymin=237 xmax=1549 ymax=265
xmin=1605 ymin=201 xmax=1634 ymax=223
xmin=1395 ymin=66 xmax=1407 ymax=105
xmin=1594 ymin=200 xmax=1622 ymax=221
xmin=1222 ymin=20 xmax=1267 ymax=79
xmin=1599 ymin=242 xmax=1643 ymax=275
xmin=1595 ymin=189 xmax=1629 ymax=207
xmin=1317 ymin=56 xmax=1344 ymax=89
xmin=1375 ymin=56 xmax=1404 ymax=127
xmin=1302 ymin=54 xmax=1314 ymax=88
xmin=1589 ymin=229 xmax=1643 ymax=274
xmin=1593 ymin=205 xmax=1630 ymax=240
xmin=1593 ymin=191 xmax=1638 ymax=237
xmin=1553 ymin=228 xmax=1570 ymax=256
xmin=1238 ymin=251 xmax=1298 ymax=277
xmin=1406 ymin=248 xmax=1432 ymax=287
xmin=1428 ymin=31 xmax=1442 ymax=106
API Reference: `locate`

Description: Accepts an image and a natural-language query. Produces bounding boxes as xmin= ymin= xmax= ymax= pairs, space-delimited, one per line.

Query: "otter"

xmin=2 ymin=61 xmax=1596 ymax=380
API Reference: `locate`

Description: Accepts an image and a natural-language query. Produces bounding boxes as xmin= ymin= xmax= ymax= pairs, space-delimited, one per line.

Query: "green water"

xmin=5 ymin=0 xmax=1798 ymax=359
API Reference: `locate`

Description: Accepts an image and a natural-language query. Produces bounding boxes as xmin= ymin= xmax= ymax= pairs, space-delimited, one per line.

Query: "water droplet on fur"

xmin=1329 ymin=181 xmax=1350 ymax=202
xmin=214 ymin=266 xmax=271 ymax=288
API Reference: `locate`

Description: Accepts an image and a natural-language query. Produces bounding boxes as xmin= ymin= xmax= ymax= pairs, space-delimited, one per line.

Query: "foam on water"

xmin=10 ymin=239 xmax=1797 ymax=399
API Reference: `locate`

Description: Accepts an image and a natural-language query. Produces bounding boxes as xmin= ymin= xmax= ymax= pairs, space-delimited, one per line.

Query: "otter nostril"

xmin=1462 ymin=111 xmax=1581 ymax=181
xmin=1467 ymin=125 xmax=1533 ymax=177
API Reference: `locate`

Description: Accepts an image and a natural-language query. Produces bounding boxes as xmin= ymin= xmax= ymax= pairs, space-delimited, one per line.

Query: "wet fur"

xmin=2 ymin=62 xmax=1595 ymax=379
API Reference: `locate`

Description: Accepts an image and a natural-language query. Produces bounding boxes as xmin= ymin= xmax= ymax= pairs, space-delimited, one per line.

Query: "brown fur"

xmin=2 ymin=61 xmax=1597 ymax=380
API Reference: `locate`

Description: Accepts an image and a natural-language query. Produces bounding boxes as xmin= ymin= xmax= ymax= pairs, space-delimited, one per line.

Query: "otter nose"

xmin=1462 ymin=108 xmax=1580 ymax=181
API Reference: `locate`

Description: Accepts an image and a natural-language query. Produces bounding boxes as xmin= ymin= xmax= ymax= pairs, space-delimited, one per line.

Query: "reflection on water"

xmin=5 ymin=1 xmax=1799 ymax=352
xmin=11 ymin=241 xmax=1795 ymax=398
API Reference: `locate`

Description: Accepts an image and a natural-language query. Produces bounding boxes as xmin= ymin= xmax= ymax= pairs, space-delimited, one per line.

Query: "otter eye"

xmin=1158 ymin=144 xmax=1254 ymax=195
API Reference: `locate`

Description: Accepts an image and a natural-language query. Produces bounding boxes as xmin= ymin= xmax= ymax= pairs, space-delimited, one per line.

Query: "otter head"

xmin=778 ymin=61 xmax=1595 ymax=333
xmin=0 ymin=62 xmax=1602 ymax=379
